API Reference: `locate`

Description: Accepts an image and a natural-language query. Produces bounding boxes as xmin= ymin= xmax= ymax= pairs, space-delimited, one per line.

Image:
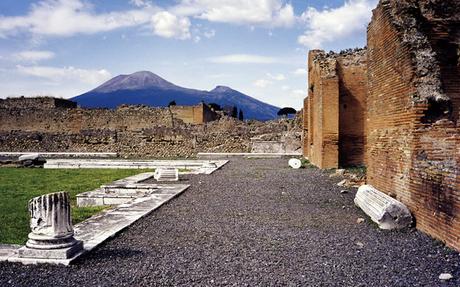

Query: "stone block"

xmin=18 ymin=153 xmax=40 ymax=161
xmin=354 ymin=185 xmax=412 ymax=230
xmin=154 ymin=168 xmax=179 ymax=182
xmin=18 ymin=241 xmax=83 ymax=260
xmin=288 ymin=158 xmax=302 ymax=169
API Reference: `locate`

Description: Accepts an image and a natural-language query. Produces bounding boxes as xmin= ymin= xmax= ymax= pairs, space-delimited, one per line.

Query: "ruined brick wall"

xmin=0 ymin=105 xmax=174 ymax=133
xmin=0 ymin=99 xmax=299 ymax=158
xmin=303 ymin=49 xmax=367 ymax=168
xmin=367 ymin=0 xmax=460 ymax=250
xmin=0 ymin=97 xmax=77 ymax=109
xmin=302 ymin=98 xmax=309 ymax=156
xmin=304 ymin=50 xmax=339 ymax=168
xmin=0 ymin=102 xmax=221 ymax=133
xmin=0 ymin=117 xmax=298 ymax=158
xmin=337 ymin=50 xmax=367 ymax=166
xmin=170 ymin=103 xmax=218 ymax=124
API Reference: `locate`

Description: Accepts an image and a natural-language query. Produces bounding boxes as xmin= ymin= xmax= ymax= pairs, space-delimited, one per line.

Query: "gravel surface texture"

xmin=0 ymin=158 xmax=459 ymax=286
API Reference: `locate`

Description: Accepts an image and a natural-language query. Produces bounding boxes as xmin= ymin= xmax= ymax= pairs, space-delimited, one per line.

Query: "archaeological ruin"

xmin=0 ymin=97 xmax=301 ymax=158
xmin=303 ymin=0 xmax=460 ymax=251
xmin=303 ymin=48 xmax=367 ymax=169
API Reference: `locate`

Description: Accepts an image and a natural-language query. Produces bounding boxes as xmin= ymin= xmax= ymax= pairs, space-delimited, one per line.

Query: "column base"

xmin=18 ymin=240 xmax=83 ymax=260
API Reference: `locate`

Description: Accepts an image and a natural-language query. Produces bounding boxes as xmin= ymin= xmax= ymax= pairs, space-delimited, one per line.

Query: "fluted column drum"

xmin=26 ymin=192 xmax=79 ymax=250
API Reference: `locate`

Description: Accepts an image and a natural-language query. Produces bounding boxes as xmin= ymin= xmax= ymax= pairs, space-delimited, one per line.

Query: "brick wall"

xmin=304 ymin=50 xmax=339 ymax=168
xmin=303 ymin=49 xmax=367 ymax=168
xmin=302 ymin=98 xmax=309 ymax=156
xmin=367 ymin=0 xmax=460 ymax=250
xmin=337 ymin=52 xmax=367 ymax=166
xmin=170 ymin=103 xmax=219 ymax=124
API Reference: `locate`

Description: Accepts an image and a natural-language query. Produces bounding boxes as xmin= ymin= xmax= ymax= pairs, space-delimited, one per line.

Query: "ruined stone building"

xmin=0 ymin=97 xmax=300 ymax=158
xmin=303 ymin=49 xmax=367 ymax=169
xmin=303 ymin=0 xmax=460 ymax=251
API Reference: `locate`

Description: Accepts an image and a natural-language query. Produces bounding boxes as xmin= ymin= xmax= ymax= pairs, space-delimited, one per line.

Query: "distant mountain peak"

xmin=211 ymin=85 xmax=236 ymax=93
xmin=73 ymin=72 xmax=281 ymax=121
xmin=92 ymin=71 xmax=178 ymax=93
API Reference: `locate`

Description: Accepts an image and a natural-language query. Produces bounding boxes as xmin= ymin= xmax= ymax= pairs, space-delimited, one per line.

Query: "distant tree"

xmin=168 ymin=100 xmax=176 ymax=107
xmin=277 ymin=107 xmax=297 ymax=117
xmin=238 ymin=109 xmax=244 ymax=121
xmin=208 ymin=103 xmax=222 ymax=111
xmin=231 ymin=106 xmax=238 ymax=118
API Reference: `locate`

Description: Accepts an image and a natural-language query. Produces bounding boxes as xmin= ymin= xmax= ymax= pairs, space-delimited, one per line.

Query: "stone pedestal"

xmin=18 ymin=192 xmax=83 ymax=260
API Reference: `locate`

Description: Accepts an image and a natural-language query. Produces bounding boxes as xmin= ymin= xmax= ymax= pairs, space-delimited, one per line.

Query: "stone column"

xmin=19 ymin=192 xmax=83 ymax=260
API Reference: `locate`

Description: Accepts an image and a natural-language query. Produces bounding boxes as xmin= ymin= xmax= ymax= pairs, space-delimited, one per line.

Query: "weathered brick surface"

xmin=367 ymin=0 xmax=460 ymax=250
xmin=303 ymin=0 xmax=459 ymax=251
xmin=337 ymin=52 xmax=367 ymax=166
xmin=303 ymin=50 xmax=367 ymax=168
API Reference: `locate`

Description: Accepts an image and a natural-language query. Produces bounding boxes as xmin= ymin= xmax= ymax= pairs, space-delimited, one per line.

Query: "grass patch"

xmin=0 ymin=168 xmax=148 ymax=245
xmin=345 ymin=166 xmax=367 ymax=176
xmin=300 ymin=158 xmax=317 ymax=169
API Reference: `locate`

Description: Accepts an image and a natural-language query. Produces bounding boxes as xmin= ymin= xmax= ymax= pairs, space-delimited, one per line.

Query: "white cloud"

xmin=17 ymin=65 xmax=111 ymax=85
xmin=0 ymin=0 xmax=155 ymax=38
xmin=267 ymin=73 xmax=285 ymax=81
xmin=151 ymin=11 xmax=191 ymax=39
xmin=254 ymin=79 xmax=272 ymax=88
xmin=130 ymin=0 xmax=152 ymax=8
xmin=203 ymin=29 xmax=215 ymax=38
xmin=208 ymin=54 xmax=278 ymax=64
xmin=0 ymin=0 xmax=299 ymax=43
xmin=13 ymin=50 xmax=55 ymax=62
xmin=292 ymin=68 xmax=307 ymax=75
xmin=298 ymin=0 xmax=377 ymax=48
xmin=173 ymin=0 xmax=295 ymax=27
xmin=253 ymin=72 xmax=285 ymax=89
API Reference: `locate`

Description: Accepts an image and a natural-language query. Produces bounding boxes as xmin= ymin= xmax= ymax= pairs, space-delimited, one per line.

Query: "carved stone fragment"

xmin=288 ymin=158 xmax=302 ymax=169
xmin=355 ymin=185 xmax=412 ymax=230
xmin=19 ymin=192 xmax=83 ymax=259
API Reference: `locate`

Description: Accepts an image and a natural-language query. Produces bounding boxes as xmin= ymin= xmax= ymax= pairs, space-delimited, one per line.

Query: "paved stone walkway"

xmin=0 ymin=159 xmax=459 ymax=286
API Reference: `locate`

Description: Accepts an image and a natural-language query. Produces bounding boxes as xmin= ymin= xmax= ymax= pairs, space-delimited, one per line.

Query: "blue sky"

xmin=0 ymin=0 xmax=378 ymax=109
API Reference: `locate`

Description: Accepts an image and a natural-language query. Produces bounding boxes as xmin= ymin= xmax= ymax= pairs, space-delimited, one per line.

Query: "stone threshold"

xmin=44 ymin=159 xmax=228 ymax=174
xmin=3 ymin=184 xmax=190 ymax=266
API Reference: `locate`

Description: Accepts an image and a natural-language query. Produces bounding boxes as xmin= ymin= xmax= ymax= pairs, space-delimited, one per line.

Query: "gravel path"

xmin=1 ymin=158 xmax=459 ymax=286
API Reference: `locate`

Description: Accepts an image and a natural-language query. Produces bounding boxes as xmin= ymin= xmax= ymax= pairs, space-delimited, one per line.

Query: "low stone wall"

xmin=0 ymin=117 xmax=301 ymax=158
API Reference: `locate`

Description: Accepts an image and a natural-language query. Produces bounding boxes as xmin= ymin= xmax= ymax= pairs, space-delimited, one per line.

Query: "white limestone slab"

xmin=44 ymin=159 xmax=228 ymax=175
xmin=18 ymin=153 xmax=40 ymax=161
xmin=197 ymin=152 xmax=302 ymax=159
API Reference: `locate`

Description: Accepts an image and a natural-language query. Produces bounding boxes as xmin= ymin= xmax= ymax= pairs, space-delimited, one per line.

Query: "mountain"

xmin=72 ymin=71 xmax=280 ymax=121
